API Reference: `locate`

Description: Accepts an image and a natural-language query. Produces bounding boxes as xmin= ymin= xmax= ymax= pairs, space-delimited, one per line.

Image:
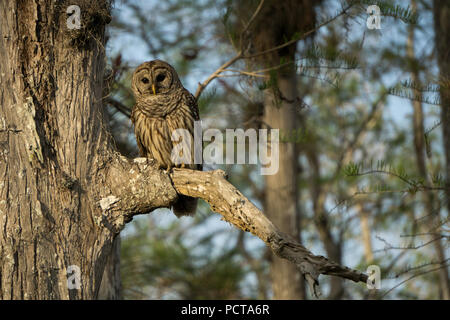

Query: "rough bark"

xmin=98 ymin=236 xmax=122 ymax=300
xmin=0 ymin=0 xmax=111 ymax=299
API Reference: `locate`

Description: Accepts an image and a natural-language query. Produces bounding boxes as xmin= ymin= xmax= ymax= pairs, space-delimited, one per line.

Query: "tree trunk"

xmin=239 ymin=0 xmax=319 ymax=300
xmin=358 ymin=204 xmax=373 ymax=264
xmin=421 ymin=1 xmax=450 ymax=299
xmin=263 ymin=70 xmax=305 ymax=299
xmin=98 ymin=236 xmax=122 ymax=299
xmin=0 ymin=0 xmax=107 ymax=299
xmin=433 ymin=3 xmax=450 ymax=206
xmin=0 ymin=0 xmax=177 ymax=299
xmin=305 ymin=143 xmax=344 ymax=299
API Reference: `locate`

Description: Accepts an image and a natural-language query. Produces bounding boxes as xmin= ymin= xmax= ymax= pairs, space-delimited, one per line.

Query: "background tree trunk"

xmin=432 ymin=0 xmax=450 ymax=300
xmin=303 ymin=138 xmax=344 ymax=299
xmin=263 ymin=69 xmax=305 ymax=299
xmin=248 ymin=0 xmax=318 ymax=300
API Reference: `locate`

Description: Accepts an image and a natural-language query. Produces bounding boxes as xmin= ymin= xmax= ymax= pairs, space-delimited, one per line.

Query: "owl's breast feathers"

xmin=131 ymin=88 xmax=199 ymax=170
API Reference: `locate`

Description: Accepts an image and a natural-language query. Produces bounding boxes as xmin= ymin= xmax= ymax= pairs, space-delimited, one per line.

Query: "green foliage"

xmin=388 ymin=84 xmax=441 ymax=106
xmin=197 ymin=88 xmax=218 ymax=114
xmin=221 ymin=4 xmax=238 ymax=49
xmin=400 ymin=80 xmax=440 ymax=93
xmin=352 ymin=0 xmax=419 ymax=24
xmin=304 ymin=44 xmax=360 ymax=69
xmin=343 ymin=161 xmax=361 ymax=176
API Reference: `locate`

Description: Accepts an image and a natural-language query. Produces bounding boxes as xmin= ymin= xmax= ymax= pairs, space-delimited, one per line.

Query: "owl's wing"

xmin=182 ymin=90 xmax=200 ymax=121
xmin=181 ymin=89 xmax=202 ymax=171
xmin=135 ymin=133 xmax=147 ymax=158
xmin=131 ymin=106 xmax=148 ymax=157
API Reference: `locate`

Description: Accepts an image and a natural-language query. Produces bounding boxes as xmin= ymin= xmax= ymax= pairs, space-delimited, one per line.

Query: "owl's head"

xmin=131 ymin=60 xmax=182 ymax=97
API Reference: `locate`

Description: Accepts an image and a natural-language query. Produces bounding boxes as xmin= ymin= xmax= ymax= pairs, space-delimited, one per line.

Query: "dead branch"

xmin=99 ymin=156 xmax=368 ymax=297
xmin=194 ymin=54 xmax=242 ymax=99
xmin=170 ymin=168 xmax=368 ymax=297
xmin=99 ymin=156 xmax=178 ymax=232
xmin=105 ymin=97 xmax=132 ymax=118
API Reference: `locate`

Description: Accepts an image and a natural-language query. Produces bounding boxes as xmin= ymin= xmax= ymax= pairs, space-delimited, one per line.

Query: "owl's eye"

xmin=156 ymin=74 xmax=166 ymax=82
xmin=141 ymin=77 xmax=149 ymax=84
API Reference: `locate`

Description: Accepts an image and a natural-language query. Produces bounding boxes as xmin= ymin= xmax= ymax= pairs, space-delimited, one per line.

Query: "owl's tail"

xmin=173 ymin=195 xmax=198 ymax=217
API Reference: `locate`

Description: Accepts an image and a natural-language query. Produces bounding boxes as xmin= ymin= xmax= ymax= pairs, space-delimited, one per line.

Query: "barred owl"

xmin=131 ymin=60 xmax=200 ymax=217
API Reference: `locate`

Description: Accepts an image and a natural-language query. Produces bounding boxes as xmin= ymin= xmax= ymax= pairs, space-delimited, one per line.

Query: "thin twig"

xmin=240 ymin=0 xmax=265 ymax=41
xmin=381 ymin=264 xmax=450 ymax=298
xmin=194 ymin=2 xmax=354 ymax=99
xmin=242 ymin=3 xmax=354 ymax=60
xmin=350 ymin=169 xmax=444 ymax=191
xmin=105 ymin=97 xmax=132 ymax=118
xmin=387 ymin=258 xmax=450 ymax=279
xmin=195 ymin=53 xmax=242 ymax=99
xmin=374 ymin=235 xmax=445 ymax=253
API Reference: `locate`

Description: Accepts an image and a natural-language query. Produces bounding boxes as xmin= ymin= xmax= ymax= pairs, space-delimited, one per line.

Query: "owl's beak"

xmin=152 ymin=84 xmax=156 ymax=95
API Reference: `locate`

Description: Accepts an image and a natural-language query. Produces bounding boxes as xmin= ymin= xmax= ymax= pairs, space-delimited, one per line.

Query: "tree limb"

xmin=99 ymin=156 xmax=368 ymax=297
xmin=98 ymin=156 xmax=178 ymax=232
xmin=170 ymin=168 xmax=368 ymax=297
xmin=194 ymin=53 xmax=242 ymax=99
xmin=105 ymin=97 xmax=132 ymax=118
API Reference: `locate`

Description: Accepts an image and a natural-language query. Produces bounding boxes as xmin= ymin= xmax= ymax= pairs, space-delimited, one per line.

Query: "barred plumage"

xmin=131 ymin=60 xmax=201 ymax=217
